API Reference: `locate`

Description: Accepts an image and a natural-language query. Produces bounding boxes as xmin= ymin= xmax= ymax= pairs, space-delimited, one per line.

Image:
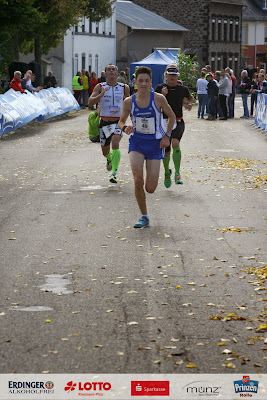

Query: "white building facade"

xmin=62 ymin=13 xmax=116 ymax=91
xmin=19 ymin=10 xmax=116 ymax=91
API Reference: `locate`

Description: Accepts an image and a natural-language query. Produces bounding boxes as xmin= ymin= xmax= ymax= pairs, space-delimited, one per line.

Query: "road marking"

xmin=9 ymin=306 xmax=53 ymax=312
xmin=38 ymin=274 xmax=73 ymax=294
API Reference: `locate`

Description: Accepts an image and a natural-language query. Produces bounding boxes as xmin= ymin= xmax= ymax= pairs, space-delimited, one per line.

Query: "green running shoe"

xmin=164 ymin=169 xmax=172 ymax=188
xmin=106 ymin=159 xmax=112 ymax=171
xmin=109 ymin=173 xmax=118 ymax=183
xmin=175 ymin=171 xmax=183 ymax=184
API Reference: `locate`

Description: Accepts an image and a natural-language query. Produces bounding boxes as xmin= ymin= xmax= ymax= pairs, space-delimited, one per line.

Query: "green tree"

xmin=174 ymin=52 xmax=200 ymax=93
xmin=0 ymin=0 xmax=115 ymax=74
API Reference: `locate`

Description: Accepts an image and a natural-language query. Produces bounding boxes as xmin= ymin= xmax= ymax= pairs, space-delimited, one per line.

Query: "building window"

xmin=74 ymin=54 xmax=78 ymax=74
xmin=242 ymin=25 xmax=248 ymax=44
xmin=265 ymin=24 xmax=267 ymax=43
xmin=211 ymin=56 xmax=215 ymax=72
xmin=263 ymin=1 xmax=267 ymax=10
xmin=229 ymin=20 xmax=234 ymax=41
xmin=223 ymin=53 xmax=227 ymax=68
xmin=96 ymin=23 xmax=99 ymax=34
xmin=89 ymin=21 xmax=92 ymax=33
xmin=235 ymin=18 xmax=239 ymax=42
xmin=229 ymin=55 xmax=233 ymax=69
xmin=212 ymin=17 xmax=216 ymax=41
xmin=82 ymin=24 xmax=85 ymax=33
xmin=217 ymin=55 xmax=221 ymax=70
xmin=88 ymin=54 xmax=92 ymax=73
xmin=218 ymin=18 xmax=222 ymax=41
xmin=95 ymin=54 xmax=99 ymax=76
xmin=224 ymin=19 xmax=228 ymax=41
xmin=82 ymin=53 xmax=86 ymax=70
xmin=75 ymin=25 xmax=78 ymax=33
xmin=235 ymin=57 xmax=238 ymax=75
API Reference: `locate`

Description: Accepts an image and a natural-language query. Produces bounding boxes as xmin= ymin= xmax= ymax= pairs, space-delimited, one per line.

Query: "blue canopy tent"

xmin=130 ymin=50 xmax=174 ymax=89
xmin=164 ymin=50 xmax=179 ymax=62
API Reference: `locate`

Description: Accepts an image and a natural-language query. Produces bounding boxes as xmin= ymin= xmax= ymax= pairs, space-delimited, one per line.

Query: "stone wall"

xmin=132 ymin=0 xmax=243 ymax=72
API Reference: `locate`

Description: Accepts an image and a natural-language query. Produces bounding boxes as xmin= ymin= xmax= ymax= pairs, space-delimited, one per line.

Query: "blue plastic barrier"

xmin=255 ymin=93 xmax=267 ymax=131
xmin=0 ymin=87 xmax=80 ymax=136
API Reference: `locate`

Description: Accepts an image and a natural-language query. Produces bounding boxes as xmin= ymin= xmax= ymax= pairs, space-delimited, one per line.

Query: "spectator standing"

xmin=206 ymin=73 xmax=218 ymax=120
xmin=225 ymin=67 xmax=236 ymax=118
xmin=90 ymin=72 xmax=98 ymax=94
xmin=73 ymin=71 xmax=83 ymax=105
xmin=218 ymin=68 xmax=228 ymax=120
xmin=44 ymin=71 xmax=57 ymax=88
xmin=225 ymin=72 xmax=232 ymax=118
xmin=250 ymin=73 xmax=259 ymax=117
xmin=9 ymin=71 xmax=25 ymax=93
xmin=239 ymin=70 xmax=251 ymax=119
xmin=215 ymin=71 xmax=223 ymax=118
xmin=125 ymin=67 xmax=130 ymax=84
xmin=117 ymin=71 xmax=127 ymax=84
xmin=85 ymin=71 xmax=91 ymax=98
xmin=205 ymin=65 xmax=214 ymax=78
xmin=98 ymin=71 xmax=106 ymax=83
xmin=196 ymin=71 xmax=208 ymax=119
xmin=256 ymin=73 xmax=267 ymax=94
xmin=81 ymin=69 xmax=89 ymax=107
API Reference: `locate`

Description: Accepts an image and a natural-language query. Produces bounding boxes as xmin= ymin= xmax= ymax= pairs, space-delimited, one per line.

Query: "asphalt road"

xmin=0 ymin=97 xmax=266 ymax=375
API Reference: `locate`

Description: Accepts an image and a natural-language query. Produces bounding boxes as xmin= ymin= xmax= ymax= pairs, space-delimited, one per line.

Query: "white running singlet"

xmin=99 ymin=82 xmax=125 ymax=119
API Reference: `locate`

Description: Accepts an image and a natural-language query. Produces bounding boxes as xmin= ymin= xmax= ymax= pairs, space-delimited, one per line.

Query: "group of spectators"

xmin=9 ymin=70 xmax=57 ymax=94
xmin=196 ymin=64 xmax=267 ymax=121
xmin=73 ymin=67 xmax=130 ymax=108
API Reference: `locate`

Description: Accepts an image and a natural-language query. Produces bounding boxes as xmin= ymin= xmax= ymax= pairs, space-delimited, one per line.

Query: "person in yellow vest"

xmin=130 ymin=66 xmax=138 ymax=94
xmin=73 ymin=71 xmax=83 ymax=105
xmin=81 ymin=69 xmax=89 ymax=108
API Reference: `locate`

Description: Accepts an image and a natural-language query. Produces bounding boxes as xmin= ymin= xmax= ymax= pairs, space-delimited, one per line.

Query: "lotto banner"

xmin=0 ymin=88 xmax=80 ymax=136
xmin=255 ymin=93 xmax=267 ymax=131
xmin=0 ymin=374 xmax=266 ymax=399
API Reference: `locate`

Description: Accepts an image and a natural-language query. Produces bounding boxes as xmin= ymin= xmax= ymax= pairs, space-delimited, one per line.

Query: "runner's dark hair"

xmin=136 ymin=66 xmax=152 ymax=79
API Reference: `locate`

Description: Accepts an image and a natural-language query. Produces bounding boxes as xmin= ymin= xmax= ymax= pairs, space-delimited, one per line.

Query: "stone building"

xmin=116 ymin=0 xmax=187 ymax=71
xmin=132 ymin=0 xmax=244 ymax=73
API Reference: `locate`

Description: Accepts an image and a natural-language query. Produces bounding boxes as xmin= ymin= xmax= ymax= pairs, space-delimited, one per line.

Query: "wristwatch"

xmin=122 ymin=125 xmax=127 ymax=132
xmin=165 ymin=133 xmax=171 ymax=138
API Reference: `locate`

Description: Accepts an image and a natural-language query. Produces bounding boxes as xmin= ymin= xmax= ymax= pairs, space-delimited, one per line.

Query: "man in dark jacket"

xmin=239 ymin=70 xmax=251 ymax=119
xmin=206 ymin=74 xmax=219 ymax=120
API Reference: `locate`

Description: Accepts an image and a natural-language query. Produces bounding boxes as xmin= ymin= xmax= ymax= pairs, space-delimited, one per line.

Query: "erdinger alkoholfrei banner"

xmin=255 ymin=93 xmax=267 ymax=131
xmin=0 ymin=87 xmax=80 ymax=136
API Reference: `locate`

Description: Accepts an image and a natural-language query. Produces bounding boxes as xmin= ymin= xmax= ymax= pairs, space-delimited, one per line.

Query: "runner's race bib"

xmin=136 ymin=117 xmax=155 ymax=135
xmin=162 ymin=118 xmax=177 ymax=132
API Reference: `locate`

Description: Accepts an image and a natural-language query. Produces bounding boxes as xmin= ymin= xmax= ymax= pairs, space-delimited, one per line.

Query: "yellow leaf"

xmin=45 ymin=319 xmax=51 ymax=323
xmin=176 ymin=285 xmax=181 ymax=289
xmin=186 ymin=363 xmax=197 ymax=368
xmin=154 ymin=360 xmax=162 ymax=364
xmin=185 ymin=174 xmax=189 ymax=178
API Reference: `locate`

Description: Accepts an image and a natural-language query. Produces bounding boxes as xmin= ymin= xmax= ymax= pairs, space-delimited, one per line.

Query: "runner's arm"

xmin=118 ymin=97 xmax=134 ymax=135
xmin=157 ymin=94 xmax=176 ymax=148
xmin=88 ymin=84 xmax=108 ymax=107
xmin=124 ymin=84 xmax=130 ymax=99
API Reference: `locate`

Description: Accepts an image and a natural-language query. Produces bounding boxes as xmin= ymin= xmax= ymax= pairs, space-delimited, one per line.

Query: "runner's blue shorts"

xmin=129 ymin=135 xmax=165 ymax=160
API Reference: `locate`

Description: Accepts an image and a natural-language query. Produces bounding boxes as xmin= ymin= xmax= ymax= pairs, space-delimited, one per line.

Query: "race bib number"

xmin=136 ymin=117 xmax=155 ymax=135
xmin=102 ymin=124 xmax=116 ymax=138
xmin=162 ymin=118 xmax=177 ymax=132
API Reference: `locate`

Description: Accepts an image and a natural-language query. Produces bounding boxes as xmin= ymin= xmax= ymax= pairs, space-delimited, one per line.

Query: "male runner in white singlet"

xmin=88 ymin=64 xmax=130 ymax=183
xmin=119 ymin=66 xmax=175 ymax=228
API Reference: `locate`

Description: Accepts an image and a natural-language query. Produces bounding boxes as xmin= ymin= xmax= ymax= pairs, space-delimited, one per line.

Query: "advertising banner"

xmin=0 ymin=88 xmax=80 ymax=135
xmin=255 ymin=93 xmax=267 ymax=131
xmin=0 ymin=373 xmax=266 ymax=399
